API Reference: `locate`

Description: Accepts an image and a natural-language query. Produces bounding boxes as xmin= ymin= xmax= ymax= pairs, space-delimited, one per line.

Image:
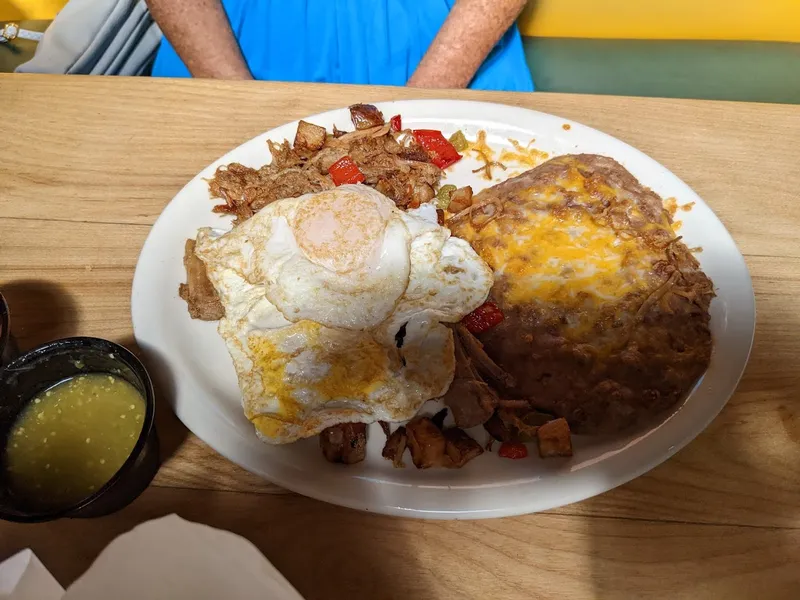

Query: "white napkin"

xmin=0 ymin=550 xmax=63 ymax=600
xmin=0 ymin=515 xmax=304 ymax=600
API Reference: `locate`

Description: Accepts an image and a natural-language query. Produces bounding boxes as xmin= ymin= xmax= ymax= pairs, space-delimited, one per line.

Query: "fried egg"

xmin=195 ymin=186 xmax=493 ymax=443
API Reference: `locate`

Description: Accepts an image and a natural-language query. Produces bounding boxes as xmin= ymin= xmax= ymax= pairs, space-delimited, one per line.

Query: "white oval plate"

xmin=132 ymin=100 xmax=755 ymax=519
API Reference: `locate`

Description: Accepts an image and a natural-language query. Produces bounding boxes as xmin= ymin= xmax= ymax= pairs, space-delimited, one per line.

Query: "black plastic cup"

xmin=0 ymin=337 xmax=160 ymax=522
xmin=0 ymin=292 xmax=18 ymax=368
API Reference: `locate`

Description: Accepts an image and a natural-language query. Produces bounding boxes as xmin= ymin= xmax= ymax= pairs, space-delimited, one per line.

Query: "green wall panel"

xmin=524 ymin=38 xmax=800 ymax=104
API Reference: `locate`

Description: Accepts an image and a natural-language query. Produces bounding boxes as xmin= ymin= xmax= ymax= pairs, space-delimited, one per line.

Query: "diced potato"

xmin=319 ymin=423 xmax=367 ymax=464
xmin=536 ymin=418 xmax=573 ymax=458
xmin=406 ymin=417 xmax=448 ymax=469
xmin=448 ymin=186 xmax=473 ymax=213
xmin=179 ymin=238 xmax=224 ymax=321
xmin=444 ymin=428 xmax=483 ymax=468
xmin=381 ymin=426 xmax=408 ymax=468
xmin=293 ymin=120 xmax=327 ymax=152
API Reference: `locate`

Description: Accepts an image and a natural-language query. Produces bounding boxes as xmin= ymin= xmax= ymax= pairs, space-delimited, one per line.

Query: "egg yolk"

xmin=292 ymin=187 xmax=387 ymax=273
xmin=246 ymin=321 xmax=391 ymax=438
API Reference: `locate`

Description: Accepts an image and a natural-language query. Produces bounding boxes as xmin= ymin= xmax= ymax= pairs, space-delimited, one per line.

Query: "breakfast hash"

xmin=179 ymin=104 xmax=712 ymax=470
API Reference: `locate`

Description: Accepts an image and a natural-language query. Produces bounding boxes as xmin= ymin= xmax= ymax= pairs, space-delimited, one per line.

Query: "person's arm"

xmin=145 ymin=0 xmax=252 ymax=79
xmin=407 ymin=0 xmax=527 ymax=89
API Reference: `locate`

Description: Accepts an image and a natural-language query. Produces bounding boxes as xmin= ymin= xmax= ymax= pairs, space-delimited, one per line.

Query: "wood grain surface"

xmin=1 ymin=74 xmax=799 ymax=599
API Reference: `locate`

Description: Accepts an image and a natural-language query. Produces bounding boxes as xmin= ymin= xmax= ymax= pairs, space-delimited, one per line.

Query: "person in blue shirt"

xmin=146 ymin=0 xmax=534 ymax=92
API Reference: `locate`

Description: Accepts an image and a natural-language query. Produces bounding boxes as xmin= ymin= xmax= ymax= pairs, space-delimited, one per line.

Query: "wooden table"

xmin=1 ymin=74 xmax=799 ymax=599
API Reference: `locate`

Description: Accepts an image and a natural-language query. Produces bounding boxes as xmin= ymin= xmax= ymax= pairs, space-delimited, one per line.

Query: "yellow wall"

xmin=1 ymin=0 xmax=67 ymax=20
xmin=519 ymin=0 xmax=800 ymax=43
xmin=3 ymin=0 xmax=799 ymax=43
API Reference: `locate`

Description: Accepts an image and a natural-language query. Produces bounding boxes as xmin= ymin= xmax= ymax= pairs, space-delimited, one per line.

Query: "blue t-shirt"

xmin=151 ymin=0 xmax=534 ymax=91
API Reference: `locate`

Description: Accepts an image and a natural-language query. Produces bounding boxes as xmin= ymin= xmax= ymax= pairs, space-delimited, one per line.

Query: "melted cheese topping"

xmin=498 ymin=138 xmax=549 ymax=169
xmin=464 ymin=210 xmax=656 ymax=307
xmin=466 ymin=132 xmax=550 ymax=182
xmin=451 ymin=158 xmax=676 ymax=338
xmin=664 ymin=197 xmax=679 ymax=217
xmin=466 ymin=130 xmax=496 ymax=162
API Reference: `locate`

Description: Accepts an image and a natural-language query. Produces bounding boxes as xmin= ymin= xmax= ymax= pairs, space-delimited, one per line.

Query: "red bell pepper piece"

xmin=412 ymin=129 xmax=462 ymax=169
xmin=462 ymin=301 xmax=504 ymax=335
xmin=328 ymin=155 xmax=365 ymax=186
xmin=498 ymin=442 xmax=528 ymax=459
xmin=389 ymin=114 xmax=402 ymax=132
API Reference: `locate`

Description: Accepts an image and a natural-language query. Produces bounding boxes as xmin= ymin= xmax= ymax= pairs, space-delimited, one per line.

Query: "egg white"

xmin=194 ymin=186 xmax=493 ymax=443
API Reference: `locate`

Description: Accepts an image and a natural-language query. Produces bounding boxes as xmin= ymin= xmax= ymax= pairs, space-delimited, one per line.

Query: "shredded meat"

xmin=442 ymin=330 xmax=499 ymax=429
xmin=178 ymin=239 xmax=224 ymax=321
xmin=484 ymin=408 xmax=554 ymax=443
xmin=455 ymin=324 xmax=515 ymax=389
xmin=206 ymin=103 xmax=443 ymax=222
xmin=208 ymin=160 xmax=333 ymax=225
xmin=320 ymin=423 xmax=367 ymax=464
xmin=443 ymin=380 xmax=497 ymax=430
xmin=397 ymin=144 xmax=431 ymax=163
